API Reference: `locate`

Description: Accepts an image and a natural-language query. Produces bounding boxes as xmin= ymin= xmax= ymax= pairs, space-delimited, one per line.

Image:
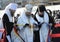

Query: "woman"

xmin=2 ymin=3 xmax=18 ymax=42
xmin=35 ymin=5 xmax=49 ymax=42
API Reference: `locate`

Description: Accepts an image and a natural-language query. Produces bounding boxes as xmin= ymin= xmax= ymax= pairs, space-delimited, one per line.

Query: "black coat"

xmin=2 ymin=14 xmax=14 ymax=35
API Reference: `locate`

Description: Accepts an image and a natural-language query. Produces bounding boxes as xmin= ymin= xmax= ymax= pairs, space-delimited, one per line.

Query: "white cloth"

xmin=36 ymin=11 xmax=49 ymax=42
xmin=3 ymin=3 xmax=18 ymax=42
xmin=6 ymin=35 xmax=11 ymax=42
xmin=0 ymin=19 xmax=3 ymax=28
xmin=11 ymin=11 xmax=25 ymax=42
xmin=4 ymin=10 xmax=14 ymax=22
xmin=11 ymin=11 xmax=37 ymax=42
xmin=5 ymin=3 xmax=18 ymax=11
xmin=18 ymin=13 xmax=37 ymax=42
xmin=36 ymin=11 xmax=49 ymax=24
xmin=4 ymin=3 xmax=18 ymax=22
xmin=25 ymin=4 xmax=33 ymax=12
xmin=14 ymin=10 xmax=20 ymax=18
xmin=0 ymin=32 xmax=3 ymax=39
xmin=0 ymin=10 xmax=4 ymax=29
xmin=11 ymin=28 xmax=23 ymax=42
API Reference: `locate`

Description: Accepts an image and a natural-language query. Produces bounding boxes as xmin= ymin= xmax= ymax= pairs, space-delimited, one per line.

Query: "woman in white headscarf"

xmin=35 ymin=5 xmax=55 ymax=42
xmin=16 ymin=4 xmax=38 ymax=42
xmin=35 ymin=5 xmax=49 ymax=42
xmin=2 ymin=3 xmax=18 ymax=42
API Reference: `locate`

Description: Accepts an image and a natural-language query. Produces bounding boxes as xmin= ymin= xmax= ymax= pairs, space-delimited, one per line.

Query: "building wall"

xmin=0 ymin=0 xmax=60 ymax=9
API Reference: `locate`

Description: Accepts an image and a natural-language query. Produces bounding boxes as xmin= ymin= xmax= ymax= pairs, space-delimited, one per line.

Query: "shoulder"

xmin=3 ymin=13 xmax=8 ymax=17
xmin=3 ymin=13 xmax=8 ymax=19
xmin=17 ymin=17 xmax=22 ymax=23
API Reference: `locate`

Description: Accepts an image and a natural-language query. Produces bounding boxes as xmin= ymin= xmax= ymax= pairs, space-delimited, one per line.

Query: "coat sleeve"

xmin=49 ymin=16 xmax=55 ymax=30
xmin=31 ymin=14 xmax=39 ymax=24
xmin=17 ymin=17 xmax=25 ymax=30
xmin=2 ymin=14 xmax=14 ymax=35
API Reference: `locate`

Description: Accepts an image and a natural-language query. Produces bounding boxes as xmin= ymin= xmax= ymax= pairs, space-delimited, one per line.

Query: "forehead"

xmin=9 ymin=9 xmax=16 ymax=11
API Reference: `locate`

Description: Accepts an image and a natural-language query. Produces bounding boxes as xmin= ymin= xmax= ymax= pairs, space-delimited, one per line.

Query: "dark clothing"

xmin=52 ymin=27 xmax=60 ymax=34
xmin=33 ymin=31 xmax=40 ymax=42
xmin=31 ymin=14 xmax=40 ymax=42
xmin=50 ymin=15 xmax=60 ymax=42
xmin=33 ymin=11 xmax=55 ymax=42
xmin=47 ymin=12 xmax=55 ymax=30
xmin=52 ymin=37 xmax=60 ymax=42
xmin=2 ymin=14 xmax=14 ymax=35
xmin=51 ymin=25 xmax=60 ymax=42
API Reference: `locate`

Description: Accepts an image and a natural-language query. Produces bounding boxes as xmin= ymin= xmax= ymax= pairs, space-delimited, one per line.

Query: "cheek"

xmin=26 ymin=12 xmax=31 ymax=15
xmin=38 ymin=12 xmax=42 ymax=15
xmin=12 ymin=11 xmax=15 ymax=14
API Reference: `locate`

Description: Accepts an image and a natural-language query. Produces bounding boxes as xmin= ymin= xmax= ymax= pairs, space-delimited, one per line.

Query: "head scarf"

xmin=25 ymin=4 xmax=33 ymax=12
xmin=5 ymin=3 xmax=18 ymax=11
xmin=4 ymin=3 xmax=18 ymax=22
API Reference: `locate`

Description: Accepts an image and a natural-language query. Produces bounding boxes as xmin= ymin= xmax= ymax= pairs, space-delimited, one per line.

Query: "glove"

xmin=38 ymin=22 xmax=45 ymax=27
xmin=38 ymin=22 xmax=40 ymax=24
xmin=23 ymin=23 xmax=29 ymax=28
xmin=38 ymin=22 xmax=42 ymax=28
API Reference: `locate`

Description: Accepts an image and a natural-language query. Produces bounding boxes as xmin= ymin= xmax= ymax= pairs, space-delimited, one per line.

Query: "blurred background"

xmin=0 ymin=0 xmax=60 ymax=9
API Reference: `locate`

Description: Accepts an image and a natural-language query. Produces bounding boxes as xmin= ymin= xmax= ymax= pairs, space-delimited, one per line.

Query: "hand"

xmin=33 ymin=23 xmax=38 ymax=28
xmin=14 ymin=23 xmax=18 ymax=27
xmin=25 ymin=23 xmax=29 ymax=26
xmin=38 ymin=22 xmax=40 ymax=24
xmin=50 ymin=30 xmax=52 ymax=35
xmin=38 ymin=23 xmax=42 ymax=28
xmin=23 ymin=23 xmax=29 ymax=28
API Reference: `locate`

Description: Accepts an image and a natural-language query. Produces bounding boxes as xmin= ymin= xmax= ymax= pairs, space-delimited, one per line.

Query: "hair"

xmin=47 ymin=9 xmax=52 ymax=16
xmin=38 ymin=5 xmax=46 ymax=12
xmin=35 ymin=5 xmax=47 ymax=15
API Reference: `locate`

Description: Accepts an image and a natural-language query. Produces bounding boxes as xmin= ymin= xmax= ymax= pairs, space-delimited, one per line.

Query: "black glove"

xmin=38 ymin=22 xmax=42 ymax=28
xmin=23 ymin=23 xmax=29 ymax=28
xmin=38 ymin=22 xmax=40 ymax=24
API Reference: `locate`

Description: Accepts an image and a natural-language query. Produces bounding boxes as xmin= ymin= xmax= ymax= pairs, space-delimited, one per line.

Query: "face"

xmin=38 ymin=11 xmax=44 ymax=16
xmin=9 ymin=9 xmax=16 ymax=16
xmin=26 ymin=12 xmax=31 ymax=16
xmin=17 ymin=14 xmax=20 ymax=17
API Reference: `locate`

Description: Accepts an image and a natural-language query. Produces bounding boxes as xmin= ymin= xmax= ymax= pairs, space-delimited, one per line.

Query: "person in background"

xmin=2 ymin=3 xmax=18 ymax=42
xmin=51 ymin=10 xmax=60 ymax=42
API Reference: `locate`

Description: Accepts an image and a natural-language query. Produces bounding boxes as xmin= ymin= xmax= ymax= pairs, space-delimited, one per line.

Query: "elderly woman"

xmin=2 ymin=3 xmax=18 ymax=42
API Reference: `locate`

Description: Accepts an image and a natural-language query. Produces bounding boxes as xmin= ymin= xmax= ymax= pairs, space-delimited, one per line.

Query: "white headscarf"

xmin=14 ymin=10 xmax=21 ymax=17
xmin=4 ymin=3 xmax=18 ymax=22
xmin=25 ymin=4 xmax=33 ymax=12
xmin=36 ymin=11 xmax=49 ymax=24
xmin=5 ymin=3 xmax=18 ymax=11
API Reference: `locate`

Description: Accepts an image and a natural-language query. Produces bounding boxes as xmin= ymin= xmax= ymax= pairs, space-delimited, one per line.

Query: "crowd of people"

xmin=0 ymin=3 xmax=60 ymax=42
